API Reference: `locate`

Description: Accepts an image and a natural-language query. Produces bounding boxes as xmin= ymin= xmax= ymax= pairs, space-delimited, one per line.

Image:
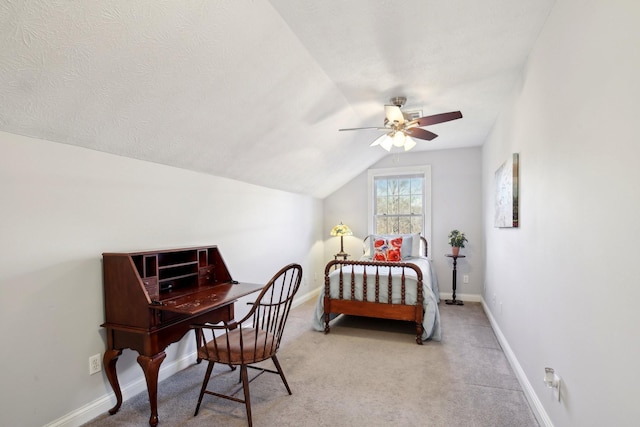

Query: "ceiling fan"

xmin=339 ymin=97 xmax=462 ymax=151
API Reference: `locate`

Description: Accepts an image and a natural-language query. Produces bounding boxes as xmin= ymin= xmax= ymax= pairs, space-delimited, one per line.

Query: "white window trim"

xmin=367 ymin=165 xmax=432 ymax=248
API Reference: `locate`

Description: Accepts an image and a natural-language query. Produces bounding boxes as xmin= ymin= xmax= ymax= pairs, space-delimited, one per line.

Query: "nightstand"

xmin=445 ymin=254 xmax=465 ymax=305
xmin=334 ymin=252 xmax=349 ymax=261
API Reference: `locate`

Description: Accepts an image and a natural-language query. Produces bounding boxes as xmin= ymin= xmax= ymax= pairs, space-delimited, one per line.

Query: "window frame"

xmin=367 ymin=165 xmax=432 ymax=246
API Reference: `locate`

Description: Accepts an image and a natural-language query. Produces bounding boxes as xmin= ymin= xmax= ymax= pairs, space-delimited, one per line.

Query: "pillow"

xmin=368 ymin=234 xmax=419 ymax=259
xmin=410 ymin=233 xmax=421 ymax=257
xmin=373 ymin=236 xmax=403 ymax=262
xmin=401 ymin=235 xmax=413 ymax=259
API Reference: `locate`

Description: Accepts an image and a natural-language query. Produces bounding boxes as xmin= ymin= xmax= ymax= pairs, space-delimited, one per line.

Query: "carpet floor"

xmin=83 ymin=298 xmax=538 ymax=427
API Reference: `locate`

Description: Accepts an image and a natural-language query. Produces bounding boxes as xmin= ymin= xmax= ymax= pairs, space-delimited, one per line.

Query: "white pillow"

xmin=410 ymin=233 xmax=421 ymax=257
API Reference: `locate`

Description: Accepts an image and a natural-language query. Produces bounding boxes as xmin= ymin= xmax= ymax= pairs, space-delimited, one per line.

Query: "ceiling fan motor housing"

xmin=390 ymin=96 xmax=407 ymax=107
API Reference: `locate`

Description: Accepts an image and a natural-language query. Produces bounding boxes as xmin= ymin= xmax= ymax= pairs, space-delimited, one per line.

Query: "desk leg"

xmin=194 ymin=328 xmax=203 ymax=364
xmin=137 ymin=352 xmax=166 ymax=427
xmin=104 ymin=349 xmax=123 ymax=415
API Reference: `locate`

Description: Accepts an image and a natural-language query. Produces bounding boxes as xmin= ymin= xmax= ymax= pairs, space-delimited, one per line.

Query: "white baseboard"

xmin=480 ymin=298 xmax=553 ymax=427
xmin=439 ymin=292 xmax=483 ymax=302
xmin=294 ymin=286 xmax=321 ymax=306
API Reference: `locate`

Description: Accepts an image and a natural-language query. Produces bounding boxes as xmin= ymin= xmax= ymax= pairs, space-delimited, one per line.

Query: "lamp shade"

xmin=330 ymin=222 xmax=353 ymax=237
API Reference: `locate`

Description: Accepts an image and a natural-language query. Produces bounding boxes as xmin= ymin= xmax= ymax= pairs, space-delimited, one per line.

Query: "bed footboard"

xmin=323 ymin=259 xmax=424 ymax=344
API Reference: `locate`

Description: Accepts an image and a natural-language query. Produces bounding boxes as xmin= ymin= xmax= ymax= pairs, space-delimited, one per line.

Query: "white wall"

xmin=482 ymin=0 xmax=640 ymax=425
xmin=0 ymin=132 xmax=324 ymax=426
xmin=323 ymin=147 xmax=483 ymax=299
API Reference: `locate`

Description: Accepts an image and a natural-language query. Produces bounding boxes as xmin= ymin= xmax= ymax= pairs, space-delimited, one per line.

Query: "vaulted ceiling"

xmin=0 ymin=0 xmax=555 ymax=198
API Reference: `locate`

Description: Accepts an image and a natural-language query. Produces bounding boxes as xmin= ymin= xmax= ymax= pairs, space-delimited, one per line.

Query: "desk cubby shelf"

xmin=128 ymin=247 xmax=231 ymax=300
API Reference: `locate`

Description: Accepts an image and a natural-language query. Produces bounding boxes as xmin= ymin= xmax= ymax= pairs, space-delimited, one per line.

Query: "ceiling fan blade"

xmin=405 ymin=127 xmax=438 ymax=141
xmin=384 ymin=105 xmax=405 ymax=125
xmin=339 ymin=126 xmax=387 ymax=131
xmin=415 ymin=111 xmax=463 ymax=127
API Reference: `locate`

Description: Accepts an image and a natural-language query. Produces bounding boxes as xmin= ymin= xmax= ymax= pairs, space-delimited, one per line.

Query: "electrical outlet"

xmin=89 ymin=354 xmax=102 ymax=375
xmin=463 ymin=275 xmax=469 ymax=284
xmin=553 ymin=376 xmax=562 ymax=402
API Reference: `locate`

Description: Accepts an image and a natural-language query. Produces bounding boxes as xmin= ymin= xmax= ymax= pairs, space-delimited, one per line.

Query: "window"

xmin=368 ymin=166 xmax=431 ymax=240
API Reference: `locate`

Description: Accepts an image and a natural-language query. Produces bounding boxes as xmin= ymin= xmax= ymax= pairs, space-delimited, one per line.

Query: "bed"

xmin=312 ymin=234 xmax=441 ymax=344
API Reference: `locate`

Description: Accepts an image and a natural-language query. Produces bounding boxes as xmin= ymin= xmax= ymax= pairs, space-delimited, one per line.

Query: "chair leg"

xmin=240 ymin=365 xmax=253 ymax=427
xmin=271 ymin=355 xmax=292 ymax=395
xmin=194 ymin=361 xmax=215 ymax=416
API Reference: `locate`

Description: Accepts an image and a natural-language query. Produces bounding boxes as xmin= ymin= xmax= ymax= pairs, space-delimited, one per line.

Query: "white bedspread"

xmin=312 ymin=257 xmax=441 ymax=341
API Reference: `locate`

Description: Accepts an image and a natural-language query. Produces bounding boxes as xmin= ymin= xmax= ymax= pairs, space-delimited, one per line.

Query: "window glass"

xmin=368 ymin=166 xmax=431 ymax=245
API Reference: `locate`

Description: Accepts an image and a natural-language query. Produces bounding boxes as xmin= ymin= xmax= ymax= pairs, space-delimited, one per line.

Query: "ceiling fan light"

xmin=370 ymin=133 xmax=387 ymax=147
xmin=404 ymin=136 xmax=417 ymax=151
xmin=380 ymin=135 xmax=393 ymax=151
xmin=392 ymin=131 xmax=406 ymax=147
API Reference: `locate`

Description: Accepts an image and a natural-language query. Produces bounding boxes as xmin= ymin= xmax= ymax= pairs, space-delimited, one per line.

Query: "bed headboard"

xmin=362 ymin=234 xmax=428 ymax=258
xmin=419 ymin=236 xmax=428 ymax=257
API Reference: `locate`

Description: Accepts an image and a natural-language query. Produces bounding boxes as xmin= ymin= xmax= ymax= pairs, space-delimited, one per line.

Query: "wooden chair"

xmin=191 ymin=263 xmax=302 ymax=427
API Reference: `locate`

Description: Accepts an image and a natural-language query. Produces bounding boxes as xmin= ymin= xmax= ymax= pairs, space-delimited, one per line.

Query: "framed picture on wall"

xmin=494 ymin=153 xmax=519 ymax=228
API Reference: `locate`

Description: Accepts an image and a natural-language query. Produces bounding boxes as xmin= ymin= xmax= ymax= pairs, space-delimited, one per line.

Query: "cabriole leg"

xmin=104 ymin=349 xmax=123 ymax=415
xmin=137 ymin=352 xmax=167 ymax=427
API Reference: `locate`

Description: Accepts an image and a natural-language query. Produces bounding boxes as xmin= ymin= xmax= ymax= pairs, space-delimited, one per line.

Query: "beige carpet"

xmin=83 ymin=299 xmax=538 ymax=426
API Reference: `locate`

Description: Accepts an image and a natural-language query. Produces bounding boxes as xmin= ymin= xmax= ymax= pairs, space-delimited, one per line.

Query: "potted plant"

xmin=448 ymin=229 xmax=468 ymax=256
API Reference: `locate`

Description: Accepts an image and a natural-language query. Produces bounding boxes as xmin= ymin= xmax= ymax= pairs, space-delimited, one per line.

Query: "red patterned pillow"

xmin=373 ymin=236 xmax=403 ymax=262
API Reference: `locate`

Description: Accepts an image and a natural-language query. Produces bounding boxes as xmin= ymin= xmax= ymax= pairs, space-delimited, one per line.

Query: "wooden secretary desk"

xmin=101 ymin=245 xmax=263 ymax=426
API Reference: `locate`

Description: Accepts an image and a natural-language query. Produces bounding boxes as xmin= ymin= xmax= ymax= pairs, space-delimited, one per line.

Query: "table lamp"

xmin=330 ymin=222 xmax=352 ymax=260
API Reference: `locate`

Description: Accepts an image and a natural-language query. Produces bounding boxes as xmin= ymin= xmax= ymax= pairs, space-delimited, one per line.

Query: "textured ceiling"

xmin=0 ymin=0 xmax=555 ymax=198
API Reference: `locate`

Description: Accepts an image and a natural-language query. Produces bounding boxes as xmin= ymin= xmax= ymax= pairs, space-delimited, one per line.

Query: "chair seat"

xmin=198 ymin=328 xmax=275 ymax=365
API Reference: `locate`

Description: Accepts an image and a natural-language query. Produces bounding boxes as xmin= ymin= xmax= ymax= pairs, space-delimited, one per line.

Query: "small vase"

xmin=451 ymin=247 xmax=460 ymax=256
